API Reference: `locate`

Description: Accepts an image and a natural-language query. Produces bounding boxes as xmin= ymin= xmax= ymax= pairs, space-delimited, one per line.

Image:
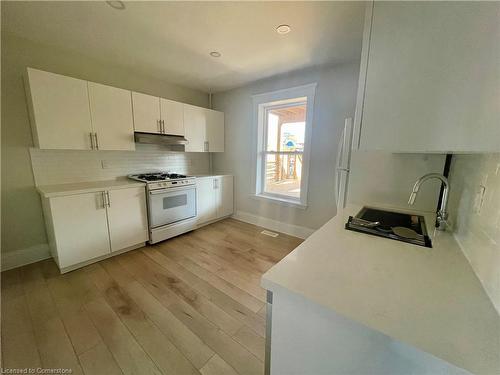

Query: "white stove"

xmin=128 ymin=172 xmax=197 ymax=243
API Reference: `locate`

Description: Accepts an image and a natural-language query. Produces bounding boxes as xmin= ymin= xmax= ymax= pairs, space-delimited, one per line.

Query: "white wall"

xmin=212 ymin=63 xmax=360 ymax=232
xmin=1 ymin=32 xmax=209 ymax=264
xmin=348 ymin=151 xmax=446 ymax=212
xmin=447 ymin=153 xmax=500 ymax=312
xmin=30 ymin=146 xmax=209 ymax=186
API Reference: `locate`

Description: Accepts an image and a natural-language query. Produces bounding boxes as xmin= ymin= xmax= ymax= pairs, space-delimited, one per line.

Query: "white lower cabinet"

xmin=196 ymin=176 xmax=234 ymax=225
xmin=106 ymin=187 xmax=149 ymax=252
xmin=215 ymin=176 xmax=234 ymax=218
xmin=196 ymin=178 xmax=217 ymax=224
xmin=49 ymin=192 xmax=111 ymax=269
xmin=43 ymin=186 xmax=148 ymax=272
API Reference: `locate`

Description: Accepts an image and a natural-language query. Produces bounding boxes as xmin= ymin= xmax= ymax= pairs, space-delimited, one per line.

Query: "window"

xmin=253 ymin=84 xmax=315 ymax=207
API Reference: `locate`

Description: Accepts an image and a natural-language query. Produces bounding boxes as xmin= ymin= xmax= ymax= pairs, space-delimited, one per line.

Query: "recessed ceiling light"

xmin=106 ymin=1 xmax=126 ymax=10
xmin=276 ymin=24 xmax=291 ymax=35
xmin=209 ymin=51 xmax=221 ymax=58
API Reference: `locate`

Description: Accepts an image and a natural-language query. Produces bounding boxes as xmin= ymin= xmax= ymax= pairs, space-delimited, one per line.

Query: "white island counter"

xmin=261 ymin=205 xmax=499 ymax=375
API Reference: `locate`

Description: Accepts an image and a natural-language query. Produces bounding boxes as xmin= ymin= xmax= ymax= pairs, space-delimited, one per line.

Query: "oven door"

xmin=148 ymin=185 xmax=196 ymax=228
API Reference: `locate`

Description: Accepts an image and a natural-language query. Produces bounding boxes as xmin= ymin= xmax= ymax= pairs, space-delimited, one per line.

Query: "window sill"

xmin=251 ymin=194 xmax=308 ymax=210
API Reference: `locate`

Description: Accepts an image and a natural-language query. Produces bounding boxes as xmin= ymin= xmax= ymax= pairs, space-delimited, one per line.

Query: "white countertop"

xmin=37 ymin=179 xmax=146 ymax=198
xmin=194 ymin=174 xmax=233 ymax=179
xmin=262 ymin=204 xmax=500 ymax=374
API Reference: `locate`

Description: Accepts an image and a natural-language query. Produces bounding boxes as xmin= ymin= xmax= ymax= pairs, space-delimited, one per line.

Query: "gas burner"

xmin=128 ymin=172 xmax=191 ymax=183
xmin=167 ymin=173 xmax=187 ymax=179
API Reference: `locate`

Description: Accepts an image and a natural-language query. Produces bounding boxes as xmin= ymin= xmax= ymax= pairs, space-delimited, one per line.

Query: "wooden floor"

xmin=1 ymin=219 xmax=302 ymax=375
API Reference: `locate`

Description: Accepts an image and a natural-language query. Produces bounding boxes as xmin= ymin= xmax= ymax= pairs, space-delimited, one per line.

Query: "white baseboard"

xmin=1 ymin=244 xmax=51 ymax=272
xmin=232 ymin=210 xmax=315 ymax=239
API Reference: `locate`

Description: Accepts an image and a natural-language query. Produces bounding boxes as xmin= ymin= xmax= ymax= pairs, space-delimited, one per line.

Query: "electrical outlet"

xmin=101 ymin=160 xmax=110 ymax=169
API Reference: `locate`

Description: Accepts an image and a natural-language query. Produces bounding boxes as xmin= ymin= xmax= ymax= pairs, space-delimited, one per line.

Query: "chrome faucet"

xmin=408 ymin=173 xmax=449 ymax=231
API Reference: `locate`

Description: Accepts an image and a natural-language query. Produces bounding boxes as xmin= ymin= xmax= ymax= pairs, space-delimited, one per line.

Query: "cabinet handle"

xmin=94 ymin=133 xmax=99 ymax=150
xmin=204 ymin=141 xmax=209 ymax=152
xmin=89 ymin=132 xmax=94 ymax=150
xmin=106 ymin=191 xmax=111 ymax=207
xmin=161 ymin=120 xmax=166 ymax=134
xmin=101 ymin=191 xmax=106 ymax=209
xmin=157 ymin=119 xmax=162 ymax=133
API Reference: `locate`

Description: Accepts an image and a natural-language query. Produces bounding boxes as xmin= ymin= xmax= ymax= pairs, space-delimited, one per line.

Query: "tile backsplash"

xmin=30 ymin=144 xmax=210 ymax=186
xmin=447 ymin=153 xmax=500 ymax=312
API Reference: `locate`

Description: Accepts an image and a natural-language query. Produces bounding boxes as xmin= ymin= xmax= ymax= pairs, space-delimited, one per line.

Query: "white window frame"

xmin=252 ymin=83 xmax=316 ymax=208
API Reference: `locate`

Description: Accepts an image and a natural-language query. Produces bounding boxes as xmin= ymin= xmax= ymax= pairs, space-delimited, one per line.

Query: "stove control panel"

xmin=148 ymin=178 xmax=196 ymax=190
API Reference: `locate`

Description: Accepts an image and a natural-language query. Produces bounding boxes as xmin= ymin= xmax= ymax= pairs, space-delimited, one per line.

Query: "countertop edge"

xmin=37 ymin=180 xmax=146 ymax=198
xmin=194 ymin=174 xmax=233 ymax=179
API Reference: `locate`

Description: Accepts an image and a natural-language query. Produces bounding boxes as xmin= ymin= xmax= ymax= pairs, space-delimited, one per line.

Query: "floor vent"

xmin=261 ymin=230 xmax=279 ymax=238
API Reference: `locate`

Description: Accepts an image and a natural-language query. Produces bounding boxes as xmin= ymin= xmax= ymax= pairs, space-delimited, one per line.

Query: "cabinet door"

xmin=358 ymin=2 xmax=500 ymax=152
xmin=50 ymin=192 xmax=110 ymax=268
xmin=132 ymin=92 xmax=161 ymax=134
xmin=216 ymin=176 xmax=234 ymax=218
xmin=88 ymin=82 xmax=135 ymax=151
xmin=184 ymin=104 xmax=207 ymax=152
xmin=161 ymin=98 xmax=184 ymax=136
xmin=196 ymin=178 xmax=217 ymax=224
xmin=26 ymin=68 xmax=93 ymax=150
xmin=206 ymin=110 xmax=225 ymax=152
xmin=106 ymin=187 xmax=149 ymax=252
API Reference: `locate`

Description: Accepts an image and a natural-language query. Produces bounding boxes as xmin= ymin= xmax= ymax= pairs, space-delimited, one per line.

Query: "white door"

xmin=196 ymin=178 xmax=217 ymax=224
xmin=106 ymin=187 xmax=149 ymax=252
xmin=26 ymin=68 xmax=93 ymax=150
xmin=215 ymin=176 xmax=234 ymax=218
xmin=88 ymin=82 xmax=135 ymax=151
xmin=50 ymin=192 xmax=110 ymax=268
xmin=160 ymin=98 xmax=184 ymax=136
xmin=132 ymin=91 xmax=161 ymax=134
xmin=184 ymin=104 xmax=207 ymax=152
xmin=206 ymin=110 xmax=225 ymax=152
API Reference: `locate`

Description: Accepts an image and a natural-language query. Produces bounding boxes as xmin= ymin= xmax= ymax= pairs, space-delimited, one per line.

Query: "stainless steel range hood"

xmin=134 ymin=132 xmax=189 ymax=151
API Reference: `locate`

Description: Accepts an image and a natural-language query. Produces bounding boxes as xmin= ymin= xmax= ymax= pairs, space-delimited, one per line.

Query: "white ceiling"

xmin=3 ymin=1 xmax=366 ymax=93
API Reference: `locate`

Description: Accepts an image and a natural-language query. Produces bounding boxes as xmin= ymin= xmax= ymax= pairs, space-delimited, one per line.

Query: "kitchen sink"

xmin=345 ymin=207 xmax=432 ymax=248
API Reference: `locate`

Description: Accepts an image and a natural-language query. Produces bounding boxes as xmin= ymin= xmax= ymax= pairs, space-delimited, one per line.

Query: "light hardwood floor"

xmin=1 ymin=219 xmax=302 ymax=375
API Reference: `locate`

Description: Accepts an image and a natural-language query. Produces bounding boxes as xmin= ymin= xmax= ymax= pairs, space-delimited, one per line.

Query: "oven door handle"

xmin=149 ymin=185 xmax=196 ymax=195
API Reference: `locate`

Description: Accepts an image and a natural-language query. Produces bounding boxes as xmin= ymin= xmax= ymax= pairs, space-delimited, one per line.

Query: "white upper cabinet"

xmin=26 ymin=68 xmax=225 ymax=152
xmin=88 ymin=82 xmax=135 ymax=151
xmin=184 ymin=104 xmax=207 ymax=152
xmin=26 ymin=68 xmax=93 ymax=150
xmin=132 ymin=91 xmax=162 ymax=134
xmin=160 ymin=98 xmax=184 ymax=136
xmin=354 ymin=2 xmax=500 ymax=153
xmin=206 ymin=110 xmax=225 ymax=152
xmin=184 ymin=105 xmax=224 ymax=152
